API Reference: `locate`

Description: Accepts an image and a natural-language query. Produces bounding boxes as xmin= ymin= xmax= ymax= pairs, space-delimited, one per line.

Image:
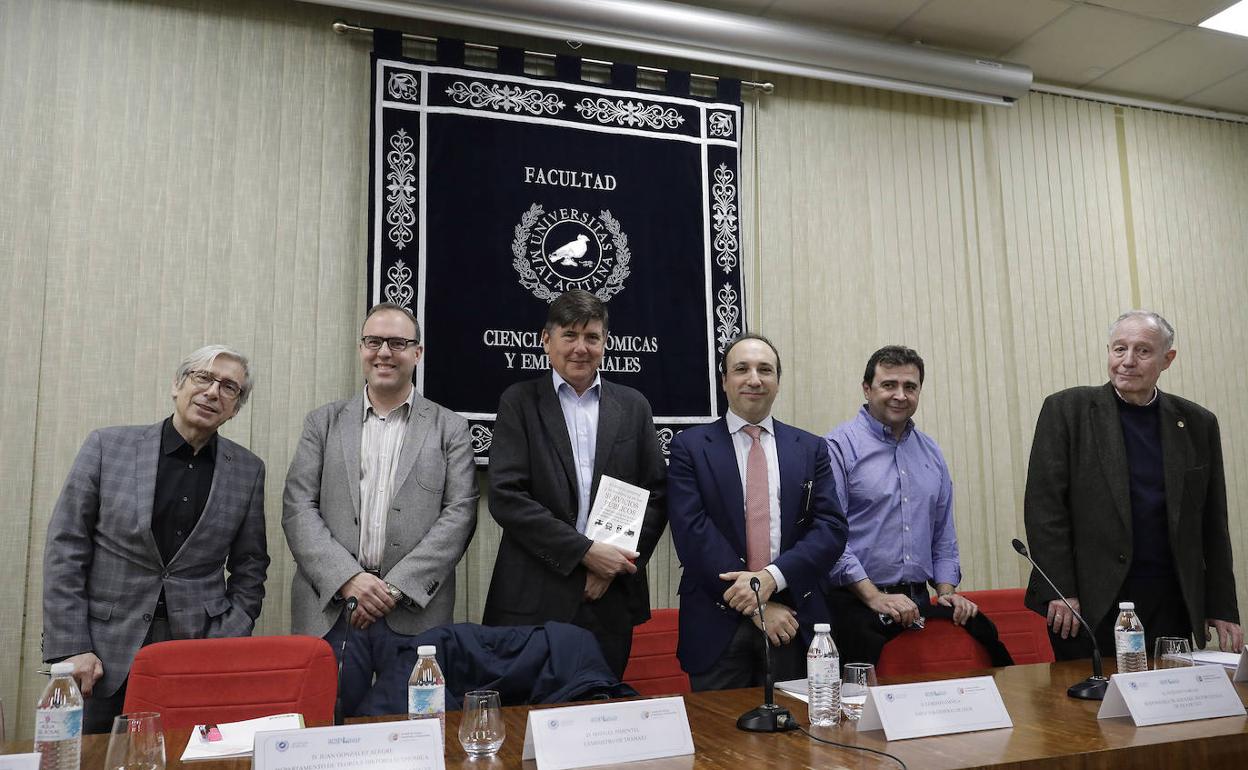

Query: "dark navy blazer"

xmin=666 ymin=417 xmax=847 ymax=675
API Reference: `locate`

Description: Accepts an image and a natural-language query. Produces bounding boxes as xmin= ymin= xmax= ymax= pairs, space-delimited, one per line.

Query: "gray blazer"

xmin=482 ymin=376 xmax=667 ymax=633
xmin=1023 ymin=383 xmax=1239 ymax=639
xmin=283 ymin=390 xmax=479 ymax=637
xmin=43 ymin=421 xmax=269 ymax=697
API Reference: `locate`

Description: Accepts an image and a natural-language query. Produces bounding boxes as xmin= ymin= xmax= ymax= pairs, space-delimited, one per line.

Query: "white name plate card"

xmin=522 ymin=696 xmax=694 ymax=770
xmin=1097 ymin=665 xmax=1246 ymax=726
xmin=857 ymin=675 xmax=1013 ymax=741
xmin=253 ymin=719 xmax=445 ymax=770
xmin=0 ymin=754 xmax=40 ymax=770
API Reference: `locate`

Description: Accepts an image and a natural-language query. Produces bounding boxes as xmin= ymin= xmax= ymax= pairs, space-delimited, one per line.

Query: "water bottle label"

xmin=408 ymin=684 xmax=445 ymax=716
xmin=1116 ymin=630 xmax=1145 ymax=653
xmin=807 ymin=659 xmax=838 ymax=686
xmin=34 ymin=707 xmax=83 ymax=741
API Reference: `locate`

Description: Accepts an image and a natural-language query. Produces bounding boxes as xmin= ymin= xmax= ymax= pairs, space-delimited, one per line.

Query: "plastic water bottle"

xmin=33 ymin=661 xmax=83 ymax=770
xmin=1114 ymin=601 xmax=1147 ymax=674
xmin=408 ymin=645 xmax=446 ymax=748
xmin=806 ymin=623 xmax=841 ymax=727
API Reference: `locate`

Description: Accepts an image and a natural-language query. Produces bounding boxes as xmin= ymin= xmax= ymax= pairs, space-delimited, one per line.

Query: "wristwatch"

xmin=385 ymin=582 xmax=403 ymax=602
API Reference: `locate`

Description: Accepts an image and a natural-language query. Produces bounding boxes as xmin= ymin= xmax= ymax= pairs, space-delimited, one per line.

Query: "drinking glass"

xmin=1153 ymin=636 xmax=1194 ymax=670
xmin=459 ymin=690 xmax=505 ymax=758
xmin=104 ymin=711 xmax=166 ymax=770
xmin=840 ymin=663 xmax=877 ymax=721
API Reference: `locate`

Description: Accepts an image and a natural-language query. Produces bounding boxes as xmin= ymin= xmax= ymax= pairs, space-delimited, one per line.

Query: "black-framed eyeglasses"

xmin=186 ymin=370 xmax=243 ymax=400
xmin=361 ymin=336 xmax=419 ymax=351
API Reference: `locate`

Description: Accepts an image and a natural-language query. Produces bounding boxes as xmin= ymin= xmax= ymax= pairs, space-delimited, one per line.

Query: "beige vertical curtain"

xmin=3 ymin=0 xmax=1248 ymax=739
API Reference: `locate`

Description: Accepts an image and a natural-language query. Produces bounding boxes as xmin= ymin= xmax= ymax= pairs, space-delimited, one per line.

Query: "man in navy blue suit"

xmin=667 ymin=333 xmax=848 ymax=690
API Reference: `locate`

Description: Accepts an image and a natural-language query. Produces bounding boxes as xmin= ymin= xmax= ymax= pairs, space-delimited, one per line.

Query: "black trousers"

xmin=826 ymin=586 xmax=1014 ymax=667
xmin=82 ymin=617 xmax=171 ymax=734
xmin=571 ymin=602 xmax=633 ymax=680
xmin=1047 ymin=573 xmax=1191 ymax=662
xmin=689 ymin=615 xmax=806 ymax=692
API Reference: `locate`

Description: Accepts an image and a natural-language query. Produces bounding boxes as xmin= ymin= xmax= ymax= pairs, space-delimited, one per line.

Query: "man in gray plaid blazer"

xmin=283 ymin=303 xmax=478 ymax=717
xmin=43 ymin=345 xmax=269 ymax=733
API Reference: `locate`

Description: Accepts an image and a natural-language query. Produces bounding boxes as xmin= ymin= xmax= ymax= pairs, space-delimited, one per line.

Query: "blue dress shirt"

xmin=553 ymin=370 xmax=601 ymax=533
xmin=824 ymin=405 xmax=961 ymax=589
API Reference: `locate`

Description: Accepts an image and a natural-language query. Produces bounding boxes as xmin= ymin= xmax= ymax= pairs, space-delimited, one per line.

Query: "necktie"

xmin=742 ymin=424 xmax=769 ymax=572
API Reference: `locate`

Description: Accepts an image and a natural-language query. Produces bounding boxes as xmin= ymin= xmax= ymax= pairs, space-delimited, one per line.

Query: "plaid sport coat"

xmin=42 ymin=420 xmax=269 ymax=697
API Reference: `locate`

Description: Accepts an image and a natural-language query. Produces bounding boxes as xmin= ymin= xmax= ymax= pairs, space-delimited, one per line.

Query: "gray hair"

xmin=174 ymin=344 xmax=255 ymax=407
xmin=1109 ymin=310 xmax=1175 ymax=352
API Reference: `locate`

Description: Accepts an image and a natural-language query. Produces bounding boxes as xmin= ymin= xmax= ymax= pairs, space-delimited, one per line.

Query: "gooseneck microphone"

xmin=334 ymin=596 xmax=360 ymax=725
xmin=736 ymin=576 xmax=797 ymax=732
xmin=1011 ymin=538 xmax=1108 ymax=700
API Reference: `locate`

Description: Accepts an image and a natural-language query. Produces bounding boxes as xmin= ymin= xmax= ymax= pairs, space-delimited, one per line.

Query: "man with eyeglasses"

xmin=283 ymin=302 xmax=478 ymax=717
xmin=43 ymin=345 xmax=269 ymax=733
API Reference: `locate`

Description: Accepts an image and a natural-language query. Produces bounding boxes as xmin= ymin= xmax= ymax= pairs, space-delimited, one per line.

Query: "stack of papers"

xmin=179 ymin=713 xmax=305 ymax=761
xmin=775 ymin=678 xmax=810 ymax=703
xmin=1190 ymin=650 xmax=1241 ymax=669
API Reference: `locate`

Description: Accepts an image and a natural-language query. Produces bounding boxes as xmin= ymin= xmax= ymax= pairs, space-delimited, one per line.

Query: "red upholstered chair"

xmin=623 ymin=609 xmax=691 ymax=695
xmin=123 ymin=635 xmax=337 ymax=729
xmin=961 ymin=588 xmax=1055 ymax=664
xmin=875 ymin=588 xmax=1055 ymax=677
xmin=875 ymin=615 xmax=993 ymax=677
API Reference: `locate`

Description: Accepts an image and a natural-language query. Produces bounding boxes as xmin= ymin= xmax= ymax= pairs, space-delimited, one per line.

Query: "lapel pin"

xmin=1177 ymin=420 xmax=1185 ymax=429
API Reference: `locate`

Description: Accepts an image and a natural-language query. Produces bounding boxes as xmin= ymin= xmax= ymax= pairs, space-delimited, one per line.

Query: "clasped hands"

xmin=339 ymin=572 xmax=396 ymax=629
xmin=720 ymin=569 xmax=798 ymax=647
xmin=582 ymin=541 xmax=639 ymax=601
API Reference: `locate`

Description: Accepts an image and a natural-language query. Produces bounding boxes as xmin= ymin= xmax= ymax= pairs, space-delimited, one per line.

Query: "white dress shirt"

xmin=725 ymin=409 xmax=787 ymax=591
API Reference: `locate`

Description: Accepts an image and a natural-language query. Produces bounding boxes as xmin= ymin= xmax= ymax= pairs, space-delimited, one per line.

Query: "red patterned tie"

xmin=742 ymin=424 xmax=770 ymax=571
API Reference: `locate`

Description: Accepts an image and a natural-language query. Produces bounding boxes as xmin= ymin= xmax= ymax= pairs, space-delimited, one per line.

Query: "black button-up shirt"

xmin=152 ymin=417 xmax=216 ymax=565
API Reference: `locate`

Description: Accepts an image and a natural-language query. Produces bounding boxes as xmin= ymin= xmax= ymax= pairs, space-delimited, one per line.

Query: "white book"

xmin=584 ymin=475 xmax=650 ymax=553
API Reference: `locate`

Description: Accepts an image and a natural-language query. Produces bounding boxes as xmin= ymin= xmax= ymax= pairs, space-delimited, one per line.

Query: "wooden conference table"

xmin=5 ymin=660 xmax=1247 ymax=769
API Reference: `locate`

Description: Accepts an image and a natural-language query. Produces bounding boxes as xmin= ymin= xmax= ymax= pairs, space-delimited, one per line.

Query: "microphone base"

xmin=736 ymin=703 xmax=798 ymax=733
xmin=1067 ymin=676 xmax=1109 ymax=700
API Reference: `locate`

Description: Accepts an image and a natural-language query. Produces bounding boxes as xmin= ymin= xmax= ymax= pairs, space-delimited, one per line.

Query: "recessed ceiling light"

xmin=1200 ymin=0 xmax=1248 ymax=38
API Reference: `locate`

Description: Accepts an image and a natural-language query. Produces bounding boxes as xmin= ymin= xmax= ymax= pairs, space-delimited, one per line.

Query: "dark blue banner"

xmin=369 ymin=56 xmax=746 ymax=463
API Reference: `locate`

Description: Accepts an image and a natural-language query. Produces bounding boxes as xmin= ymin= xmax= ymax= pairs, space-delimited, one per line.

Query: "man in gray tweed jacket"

xmin=43 ymin=344 xmax=269 ymax=733
xmin=283 ymin=303 xmax=477 ymax=717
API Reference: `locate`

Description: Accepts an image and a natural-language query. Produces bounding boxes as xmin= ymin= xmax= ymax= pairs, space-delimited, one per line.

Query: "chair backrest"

xmin=623 ymin=609 xmax=690 ymax=695
xmin=960 ymin=588 xmax=1055 ymax=664
xmin=123 ymin=635 xmax=337 ymax=729
xmin=875 ymin=588 xmax=1055 ymax=677
xmin=875 ymin=616 xmax=993 ymax=677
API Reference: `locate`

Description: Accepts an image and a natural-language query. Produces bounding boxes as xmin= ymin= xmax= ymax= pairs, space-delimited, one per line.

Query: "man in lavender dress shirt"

xmin=824 ymin=345 xmax=1010 ymax=666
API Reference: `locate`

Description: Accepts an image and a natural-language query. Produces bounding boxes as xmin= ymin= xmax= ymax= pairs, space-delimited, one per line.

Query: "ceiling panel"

xmin=676 ymin=0 xmax=772 ymax=17
xmin=762 ymin=0 xmax=929 ymax=36
xmin=1077 ymin=0 xmax=1237 ymax=25
xmin=1088 ymin=27 xmax=1248 ymax=100
xmin=893 ymin=0 xmax=1070 ymax=56
xmin=1002 ymin=4 xmax=1181 ymax=85
xmin=1180 ymin=68 xmax=1248 ymax=112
